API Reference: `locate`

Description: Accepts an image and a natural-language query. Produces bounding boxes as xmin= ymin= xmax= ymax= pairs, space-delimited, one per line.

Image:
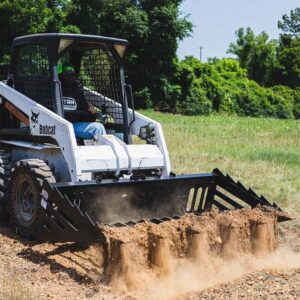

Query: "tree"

xmin=275 ymin=35 xmax=300 ymax=88
xmin=228 ymin=28 xmax=277 ymax=86
xmin=0 ymin=0 xmax=75 ymax=78
xmin=66 ymin=0 xmax=192 ymax=107
xmin=278 ymin=7 xmax=300 ymax=37
xmin=137 ymin=1 xmax=192 ymax=106
xmin=276 ymin=8 xmax=300 ymax=87
xmin=0 ymin=0 xmax=192 ymax=107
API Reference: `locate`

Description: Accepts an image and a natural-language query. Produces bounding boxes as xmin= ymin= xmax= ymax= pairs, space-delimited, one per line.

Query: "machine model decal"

xmin=39 ymin=124 xmax=56 ymax=135
xmin=31 ymin=110 xmax=40 ymax=124
xmin=30 ymin=110 xmax=55 ymax=135
xmin=62 ymin=96 xmax=77 ymax=111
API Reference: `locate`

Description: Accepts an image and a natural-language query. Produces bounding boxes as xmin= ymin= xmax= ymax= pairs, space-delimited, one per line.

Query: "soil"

xmin=0 ymin=207 xmax=299 ymax=300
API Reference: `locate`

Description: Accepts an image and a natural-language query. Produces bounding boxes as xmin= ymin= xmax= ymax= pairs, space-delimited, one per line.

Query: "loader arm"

xmin=0 ymin=82 xmax=81 ymax=182
xmin=128 ymin=110 xmax=171 ymax=176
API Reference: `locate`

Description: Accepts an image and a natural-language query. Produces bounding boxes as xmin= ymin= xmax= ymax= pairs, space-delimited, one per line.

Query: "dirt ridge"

xmin=0 ymin=207 xmax=299 ymax=299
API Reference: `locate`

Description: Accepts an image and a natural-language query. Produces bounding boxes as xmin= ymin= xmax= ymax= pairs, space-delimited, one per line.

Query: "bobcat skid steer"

xmin=0 ymin=34 xmax=288 ymax=242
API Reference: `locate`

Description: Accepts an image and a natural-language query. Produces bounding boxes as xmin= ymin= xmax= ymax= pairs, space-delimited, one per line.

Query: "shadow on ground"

xmin=0 ymin=222 xmax=102 ymax=284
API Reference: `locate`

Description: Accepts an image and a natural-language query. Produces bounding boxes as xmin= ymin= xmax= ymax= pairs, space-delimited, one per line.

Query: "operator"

xmin=58 ymin=63 xmax=106 ymax=141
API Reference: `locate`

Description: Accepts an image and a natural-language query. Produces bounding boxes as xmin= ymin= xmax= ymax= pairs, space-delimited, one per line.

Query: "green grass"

xmin=140 ymin=110 xmax=300 ymax=213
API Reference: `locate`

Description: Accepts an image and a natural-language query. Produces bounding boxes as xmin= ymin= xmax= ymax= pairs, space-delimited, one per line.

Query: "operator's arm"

xmin=73 ymin=80 xmax=92 ymax=111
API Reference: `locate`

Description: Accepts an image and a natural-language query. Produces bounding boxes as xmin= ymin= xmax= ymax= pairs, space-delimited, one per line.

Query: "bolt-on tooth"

xmin=150 ymin=218 xmax=162 ymax=224
xmin=271 ymin=202 xmax=279 ymax=209
xmin=112 ymin=222 xmax=127 ymax=227
xmin=126 ymin=221 xmax=137 ymax=226
xmin=137 ymin=219 xmax=147 ymax=223
xmin=248 ymin=188 xmax=259 ymax=198
xmin=237 ymin=181 xmax=247 ymax=190
xmin=225 ymin=174 xmax=235 ymax=183
xmin=260 ymin=195 xmax=271 ymax=205
xmin=212 ymin=168 xmax=223 ymax=177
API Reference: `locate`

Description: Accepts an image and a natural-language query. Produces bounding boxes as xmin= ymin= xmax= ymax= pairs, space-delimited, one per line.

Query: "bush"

xmin=171 ymin=57 xmax=296 ymax=119
xmin=134 ymin=87 xmax=152 ymax=109
xmin=293 ymin=88 xmax=300 ymax=119
xmin=177 ymin=87 xmax=212 ymax=115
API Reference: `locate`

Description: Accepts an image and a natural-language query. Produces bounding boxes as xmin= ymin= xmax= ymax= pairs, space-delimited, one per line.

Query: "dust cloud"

xmin=92 ymin=207 xmax=300 ymax=299
xmin=118 ymin=247 xmax=300 ymax=300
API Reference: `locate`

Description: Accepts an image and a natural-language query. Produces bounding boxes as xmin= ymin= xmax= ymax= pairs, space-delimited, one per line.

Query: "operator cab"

xmin=5 ymin=33 xmax=134 ymax=144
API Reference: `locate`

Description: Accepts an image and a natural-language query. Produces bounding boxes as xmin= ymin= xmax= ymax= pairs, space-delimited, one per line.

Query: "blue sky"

xmin=177 ymin=0 xmax=299 ymax=61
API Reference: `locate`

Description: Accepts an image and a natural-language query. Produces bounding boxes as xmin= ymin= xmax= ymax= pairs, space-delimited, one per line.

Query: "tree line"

xmin=0 ymin=2 xmax=299 ymax=119
xmin=166 ymin=8 xmax=300 ymax=119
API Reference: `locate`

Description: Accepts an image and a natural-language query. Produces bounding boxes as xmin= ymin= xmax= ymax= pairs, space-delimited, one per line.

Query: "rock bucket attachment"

xmin=36 ymin=168 xmax=290 ymax=243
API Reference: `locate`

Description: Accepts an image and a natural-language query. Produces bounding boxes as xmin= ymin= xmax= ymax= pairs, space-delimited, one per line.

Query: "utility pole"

xmin=199 ymin=46 xmax=205 ymax=62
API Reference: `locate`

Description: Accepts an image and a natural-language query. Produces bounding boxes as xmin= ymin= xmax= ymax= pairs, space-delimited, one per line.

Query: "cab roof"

xmin=12 ymin=33 xmax=129 ymax=59
xmin=13 ymin=33 xmax=128 ymax=47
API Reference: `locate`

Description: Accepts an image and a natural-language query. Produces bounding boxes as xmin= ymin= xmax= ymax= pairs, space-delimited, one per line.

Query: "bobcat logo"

xmin=31 ymin=111 xmax=39 ymax=124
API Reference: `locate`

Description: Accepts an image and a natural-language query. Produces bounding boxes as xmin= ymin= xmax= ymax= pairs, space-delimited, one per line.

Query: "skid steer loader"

xmin=0 ymin=33 xmax=288 ymax=243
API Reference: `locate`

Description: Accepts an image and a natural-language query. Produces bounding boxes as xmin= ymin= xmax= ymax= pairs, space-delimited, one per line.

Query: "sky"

xmin=177 ymin=0 xmax=299 ymax=61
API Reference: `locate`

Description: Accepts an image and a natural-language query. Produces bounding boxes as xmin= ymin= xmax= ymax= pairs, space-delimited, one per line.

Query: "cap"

xmin=58 ymin=63 xmax=75 ymax=75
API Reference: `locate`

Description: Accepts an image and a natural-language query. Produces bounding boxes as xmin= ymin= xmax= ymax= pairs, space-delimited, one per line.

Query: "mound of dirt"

xmin=91 ymin=207 xmax=280 ymax=294
xmin=1 ymin=206 xmax=299 ymax=300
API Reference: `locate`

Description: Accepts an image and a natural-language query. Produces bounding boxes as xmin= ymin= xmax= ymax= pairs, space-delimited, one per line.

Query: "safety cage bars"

xmin=11 ymin=43 xmax=55 ymax=111
xmin=9 ymin=40 xmax=130 ymax=140
xmin=79 ymin=47 xmax=125 ymax=129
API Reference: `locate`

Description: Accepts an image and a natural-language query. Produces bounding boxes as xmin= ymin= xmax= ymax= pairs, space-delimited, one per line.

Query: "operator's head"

xmin=58 ymin=63 xmax=76 ymax=84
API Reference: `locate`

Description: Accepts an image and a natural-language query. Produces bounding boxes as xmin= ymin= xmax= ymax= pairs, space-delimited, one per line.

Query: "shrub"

xmin=171 ymin=57 xmax=296 ymax=119
xmin=177 ymin=87 xmax=212 ymax=115
xmin=293 ymin=88 xmax=300 ymax=119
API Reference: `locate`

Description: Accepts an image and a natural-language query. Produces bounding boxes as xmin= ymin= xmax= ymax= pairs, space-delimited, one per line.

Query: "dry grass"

xmin=141 ymin=111 xmax=300 ymax=213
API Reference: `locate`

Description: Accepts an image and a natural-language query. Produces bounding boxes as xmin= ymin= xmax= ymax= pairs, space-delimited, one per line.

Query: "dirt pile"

xmin=0 ymin=207 xmax=300 ymax=299
xmin=84 ymin=206 xmax=289 ymax=298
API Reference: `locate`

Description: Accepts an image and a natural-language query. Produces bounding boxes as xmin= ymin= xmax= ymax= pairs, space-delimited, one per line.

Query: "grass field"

xmin=141 ymin=110 xmax=300 ymax=213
